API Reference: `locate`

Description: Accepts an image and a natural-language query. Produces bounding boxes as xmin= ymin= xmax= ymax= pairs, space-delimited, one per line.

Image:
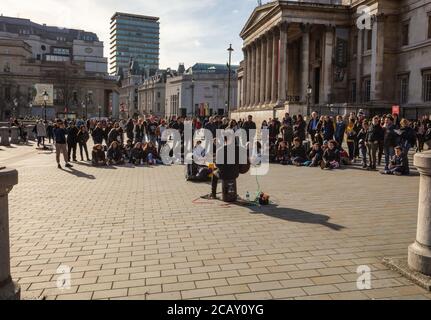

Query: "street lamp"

xmin=28 ymin=101 xmax=33 ymax=119
xmin=82 ymin=102 xmax=86 ymax=120
xmin=12 ymin=98 xmax=18 ymax=118
xmin=306 ymin=84 xmax=312 ymax=117
xmin=191 ymin=78 xmax=196 ymax=117
xmin=227 ymin=44 xmax=234 ymax=117
xmin=98 ymin=105 xmax=102 ymax=121
xmin=42 ymin=90 xmax=49 ymax=122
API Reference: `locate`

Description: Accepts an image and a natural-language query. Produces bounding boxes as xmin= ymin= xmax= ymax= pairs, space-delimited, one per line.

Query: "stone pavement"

xmin=1 ymin=142 xmax=431 ymax=300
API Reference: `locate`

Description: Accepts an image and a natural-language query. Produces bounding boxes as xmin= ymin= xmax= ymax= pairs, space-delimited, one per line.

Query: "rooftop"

xmin=111 ymin=12 xmax=160 ymax=22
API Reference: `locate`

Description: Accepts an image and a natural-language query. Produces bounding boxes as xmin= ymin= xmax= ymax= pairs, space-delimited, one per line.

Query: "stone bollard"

xmin=10 ymin=127 xmax=20 ymax=145
xmin=0 ymin=127 xmax=10 ymax=147
xmin=408 ymin=151 xmax=431 ymax=276
xmin=26 ymin=125 xmax=35 ymax=141
xmin=0 ymin=168 xmax=20 ymax=300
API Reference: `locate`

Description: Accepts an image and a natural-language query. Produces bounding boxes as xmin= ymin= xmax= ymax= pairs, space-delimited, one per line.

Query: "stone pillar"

xmin=301 ymin=25 xmax=311 ymax=104
xmin=0 ymin=127 xmax=10 ymax=147
xmin=247 ymin=46 xmax=252 ymax=108
xmin=278 ymin=23 xmax=288 ymax=106
xmin=371 ymin=15 xmax=385 ymax=102
xmin=408 ymin=151 xmax=431 ymax=276
xmin=242 ymin=48 xmax=248 ymax=110
xmin=255 ymin=40 xmax=261 ymax=107
xmin=266 ymin=32 xmax=273 ymax=105
xmin=250 ymin=44 xmax=256 ymax=108
xmin=0 ymin=168 xmax=20 ymax=300
xmin=271 ymin=30 xmax=279 ymax=104
xmin=356 ymin=29 xmax=363 ymax=104
xmin=10 ymin=127 xmax=20 ymax=145
xmin=323 ymin=26 xmax=334 ymax=104
xmin=260 ymin=37 xmax=267 ymax=107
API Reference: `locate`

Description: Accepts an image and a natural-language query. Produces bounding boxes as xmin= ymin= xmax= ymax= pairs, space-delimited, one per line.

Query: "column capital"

xmin=414 ymin=151 xmax=431 ymax=177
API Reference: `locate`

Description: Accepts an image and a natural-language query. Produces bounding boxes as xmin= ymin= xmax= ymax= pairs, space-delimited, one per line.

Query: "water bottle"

xmin=245 ymin=191 xmax=250 ymax=202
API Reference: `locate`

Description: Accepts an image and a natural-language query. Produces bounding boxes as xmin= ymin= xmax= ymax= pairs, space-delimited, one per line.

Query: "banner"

xmin=33 ymin=84 xmax=54 ymax=106
xmin=392 ymin=105 xmax=400 ymax=115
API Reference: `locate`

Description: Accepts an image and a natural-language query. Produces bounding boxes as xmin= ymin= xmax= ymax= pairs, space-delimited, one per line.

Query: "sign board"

xmin=335 ymin=38 xmax=348 ymax=68
xmin=392 ymin=105 xmax=400 ymax=115
xmin=33 ymin=84 xmax=54 ymax=106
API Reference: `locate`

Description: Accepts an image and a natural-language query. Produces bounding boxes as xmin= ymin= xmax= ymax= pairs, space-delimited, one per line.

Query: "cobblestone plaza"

xmin=2 ymin=142 xmax=430 ymax=300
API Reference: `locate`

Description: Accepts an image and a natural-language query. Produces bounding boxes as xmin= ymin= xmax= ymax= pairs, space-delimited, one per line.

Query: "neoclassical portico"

xmin=237 ymin=1 xmax=351 ymax=116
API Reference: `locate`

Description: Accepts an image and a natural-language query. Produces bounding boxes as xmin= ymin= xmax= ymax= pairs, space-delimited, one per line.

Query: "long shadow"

xmin=75 ymin=162 xmax=117 ymax=170
xmin=243 ymin=203 xmax=345 ymax=231
xmin=61 ymin=168 xmax=96 ymax=180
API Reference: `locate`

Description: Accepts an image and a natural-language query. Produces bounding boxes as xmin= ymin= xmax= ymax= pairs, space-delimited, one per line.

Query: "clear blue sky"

xmin=1 ymin=0 xmax=270 ymax=68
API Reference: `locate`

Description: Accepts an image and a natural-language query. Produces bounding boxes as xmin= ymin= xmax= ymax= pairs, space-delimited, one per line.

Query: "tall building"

xmin=234 ymin=0 xmax=431 ymax=124
xmin=110 ymin=12 xmax=160 ymax=75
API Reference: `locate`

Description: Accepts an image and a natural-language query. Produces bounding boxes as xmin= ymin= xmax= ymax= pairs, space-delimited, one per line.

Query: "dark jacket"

xmin=390 ymin=153 xmax=410 ymax=174
xmin=67 ymin=126 xmax=79 ymax=144
xmin=384 ymin=125 xmax=400 ymax=148
xmin=334 ymin=122 xmax=346 ymax=141
xmin=366 ymin=124 xmax=384 ymax=143
xmin=323 ymin=148 xmax=340 ymax=163
xmin=92 ymin=127 xmax=105 ymax=144
xmin=291 ymin=145 xmax=307 ymax=159
xmin=107 ymin=147 xmax=123 ymax=161
xmin=54 ymin=128 xmax=67 ymax=144
xmin=77 ymin=131 xmax=89 ymax=145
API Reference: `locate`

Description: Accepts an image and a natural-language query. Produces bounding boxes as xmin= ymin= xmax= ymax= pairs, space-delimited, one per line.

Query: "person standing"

xmin=36 ymin=120 xmax=47 ymax=149
xmin=334 ymin=115 xmax=346 ymax=147
xmin=67 ymin=122 xmax=79 ymax=162
xmin=92 ymin=122 xmax=105 ymax=145
xmin=307 ymin=112 xmax=320 ymax=143
xmin=241 ymin=115 xmax=257 ymax=142
xmin=383 ymin=115 xmax=400 ymax=171
xmin=54 ymin=121 xmax=73 ymax=169
xmin=77 ymin=125 xmax=90 ymax=161
xmin=366 ymin=116 xmax=384 ymax=171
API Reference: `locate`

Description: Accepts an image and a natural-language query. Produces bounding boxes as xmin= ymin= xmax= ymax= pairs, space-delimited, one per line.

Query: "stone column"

xmin=250 ymin=44 xmax=256 ymax=108
xmin=371 ymin=14 xmax=385 ymax=102
xmin=247 ymin=46 xmax=252 ymax=108
xmin=255 ymin=40 xmax=261 ymax=107
xmin=10 ymin=127 xmax=20 ymax=145
xmin=323 ymin=26 xmax=334 ymax=104
xmin=0 ymin=168 xmax=20 ymax=300
xmin=260 ymin=37 xmax=267 ymax=107
xmin=242 ymin=48 xmax=248 ymax=110
xmin=271 ymin=30 xmax=279 ymax=104
xmin=301 ymin=25 xmax=311 ymax=104
xmin=408 ymin=151 xmax=431 ymax=276
xmin=278 ymin=23 xmax=288 ymax=106
xmin=0 ymin=127 xmax=10 ymax=147
xmin=266 ymin=32 xmax=273 ymax=105
xmin=356 ymin=29 xmax=363 ymax=104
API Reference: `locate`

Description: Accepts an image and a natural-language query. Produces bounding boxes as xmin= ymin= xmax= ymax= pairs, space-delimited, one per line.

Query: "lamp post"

xmin=12 ymin=98 xmax=18 ymax=119
xmin=227 ymin=44 xmax=234 ymax=117
xmin=191 ymin=78 xmax=195 ymax=117
xmin=42 ymin=90 xmax=49 ymax=122
xmin=306 ymin=84 xmax=312 ymax=117
xmin=28 ymin=102 xmax=33 ymax=119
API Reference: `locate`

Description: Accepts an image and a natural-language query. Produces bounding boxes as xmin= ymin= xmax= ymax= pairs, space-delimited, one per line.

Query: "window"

xmin=4 ymin=87 xmax=11 ymax=101
xmin=315 ymin=39 xmax=321 ymax=59
xmin=398 ymin=75 xmax=409 ymax=104
xmin=364 ymin=78 xmax=371 ymax=102
xmin=366 ymin=30 xmax=372 ymax=51
xmin=402 ymin=22 xmax=409 ymax=46
xmin=428 ymin=15 xmax=431 ymax=39
xmin=157 ymin=103 xmax=161 ymax=112
xmin=52 ymin=47 xmax=70 ymax=56
xmin=350 ymin=81 xmax=357 ymax=103
xmin=157 ymin=91 xmax=161 ymax=98
xmin=423 ymin=71 xmax=431 ymax=102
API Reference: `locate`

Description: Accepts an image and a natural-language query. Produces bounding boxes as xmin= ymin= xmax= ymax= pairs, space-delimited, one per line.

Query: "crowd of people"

xmin=8 ymin=110 xmax=431 ymax=175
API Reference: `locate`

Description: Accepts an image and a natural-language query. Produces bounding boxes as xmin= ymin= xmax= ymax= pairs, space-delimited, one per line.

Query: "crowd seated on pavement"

xmin=5 ymin=110 xmax=431 ymax=176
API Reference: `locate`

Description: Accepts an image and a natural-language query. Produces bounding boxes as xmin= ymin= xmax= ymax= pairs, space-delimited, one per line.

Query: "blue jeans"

xmin=384 ymin=147 xmax=395 ymax=170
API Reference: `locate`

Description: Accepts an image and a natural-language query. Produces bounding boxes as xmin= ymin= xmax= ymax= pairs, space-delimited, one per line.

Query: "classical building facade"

xmin=138 ymin=69 xmax=171 ymax=117
xmin=0 ymin=16 xmax=119 ymax=120
xmin=165 ymin=63 xmax=238 ymax=118
xmin=234 ymin=0 xmax=431 ymax=123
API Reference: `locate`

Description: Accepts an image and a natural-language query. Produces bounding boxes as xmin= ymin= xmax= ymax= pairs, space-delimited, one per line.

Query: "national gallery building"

xmin=233 ymin=0 xmax=431 ymax=122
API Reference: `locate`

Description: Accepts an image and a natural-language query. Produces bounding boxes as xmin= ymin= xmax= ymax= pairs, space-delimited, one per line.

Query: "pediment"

xmin=240 ymin=1 xmax=279 ymax=37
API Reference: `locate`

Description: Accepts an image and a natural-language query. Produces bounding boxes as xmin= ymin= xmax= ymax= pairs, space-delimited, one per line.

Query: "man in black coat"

xmin=92 ymin=122 xmax=105 ymax=145
xmin=67 ymin=122 xmax=79 ymax=162
xmin=242 ymin=115 xmax=257 ymax=142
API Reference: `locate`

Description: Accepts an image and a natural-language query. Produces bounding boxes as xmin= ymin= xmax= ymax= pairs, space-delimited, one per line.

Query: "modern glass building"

xmin=110 ymin=12 xmax=160 ymax=75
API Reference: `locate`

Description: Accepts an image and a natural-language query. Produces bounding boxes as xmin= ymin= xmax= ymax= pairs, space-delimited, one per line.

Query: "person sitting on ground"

xmin=92 ymin=144 xmax=107 ymax=167
xmin=144 ymin=142 xmax=162 ymax=165
xmin=290 ymin=137 xmax=307 ymax=166
xmin=276 ymin=141 xmax=290 ymax=165
xmin=321 ymin=140 xmax=341 ymax=170
xmin=307 ymin=143 xmax=323 ymax=167
xmin=382 ymin=146 xmax=410 ymax=176
xmin=130 ymin=142 xmax=144 ymax=165
xmin=107 ymin=141 xmax=125 ymax=165
xmin=124 ymin=139 xmax=133 ymax=161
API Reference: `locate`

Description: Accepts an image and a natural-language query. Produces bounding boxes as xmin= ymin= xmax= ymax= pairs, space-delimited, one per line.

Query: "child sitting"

xmin=92 ymin=144 xmax=107 ymax=166
xmin=290 ymin=138 xmax=308 ymax=166
xmin=124 ymin=139 xmax=133 ymax=161
xmin=321 ymin=140 xmax=341 ymax=170
xmin=382 ymin=146 xmax=410 ymax=176
xmin=144 ymin=142 xmax=162 ymax=165
xmin=307 ymin=143 xmax=323 ymax=167
xmin=107 ymin=141 xmax=125 ymax=165
xmin=276 ymin=141 xmax=290 ymax=165
xmin=130 ymin=143 xmax=144 ymax=165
